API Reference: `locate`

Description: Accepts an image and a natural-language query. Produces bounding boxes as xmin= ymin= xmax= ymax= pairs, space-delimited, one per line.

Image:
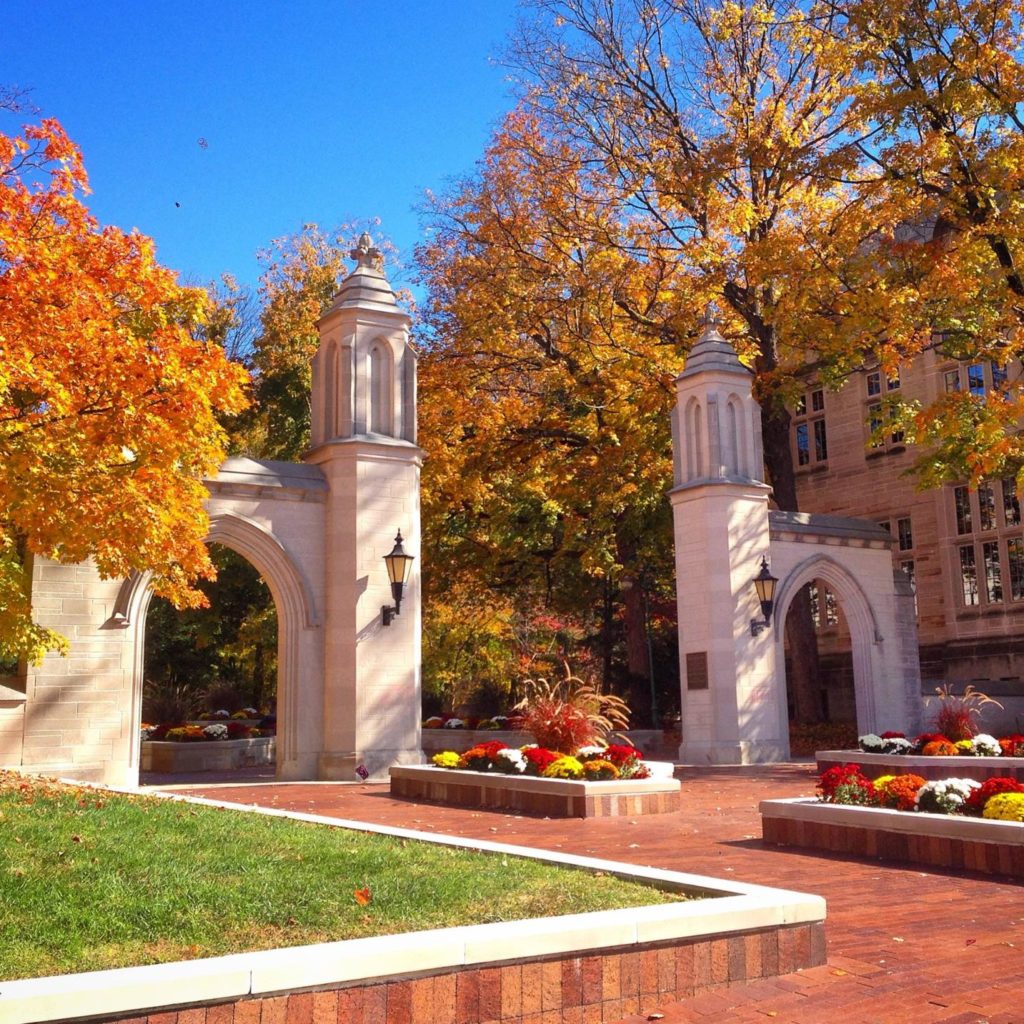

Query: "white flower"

xmin=203 ymin=723 xmax=229 ymax=740
xmin=916 ymin=777 xmax=980 ymax=814
xmin=577 ymin=745 xmax=606 ymax=758
xmin=495 ymin=749 xmax=526 ymax=773
xmin=443 ymin=718 xmax=465 ymax=729
xmin=971 ymin=734 xmax=1001 ymax=756
xmin=882 ymin=737 xmax=913 ymax=755
xmin=859 ymin=734 xmax=884 ymax=752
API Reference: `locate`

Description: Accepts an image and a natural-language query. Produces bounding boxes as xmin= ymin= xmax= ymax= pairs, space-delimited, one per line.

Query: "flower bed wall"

xmin=761 ymin=797 xmax=1024 ymax=878
xmin=816 ymin=749 xmax=1024 ymax=784
xmin=421 ymin=728 xmax=680 ymax=761
xmin=4 ymin=793 xmax=826 ymax=1024
xmin=390 ymin=764 xmax=681 ymax=818
xmin=141 ymin=736 xmax=275 ymax=773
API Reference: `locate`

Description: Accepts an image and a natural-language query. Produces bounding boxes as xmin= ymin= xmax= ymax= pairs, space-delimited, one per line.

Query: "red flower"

xmin=964 ymin=776 xmax=1024 ymax=815
xmin=880 ymin=731 xmax=906 ymax=739
xmin=522 ymin=747 xmax=559 ymax=775
xmin=818 ymin=763 xmax=874 ymax=802
xmin=603 ymin=743 xmax=644 ymax=766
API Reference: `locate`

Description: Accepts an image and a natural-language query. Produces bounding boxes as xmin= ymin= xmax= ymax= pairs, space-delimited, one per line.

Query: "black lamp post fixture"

xmin=382 ymin=530 xmax=415 ymax=627
xmin=749 ymin=556 xmax=778 ymax=636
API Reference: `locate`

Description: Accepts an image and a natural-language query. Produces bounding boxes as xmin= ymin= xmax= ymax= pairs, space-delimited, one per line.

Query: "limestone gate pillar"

xmin=305 ymin=234 xmax=423 ymax=779
xmin=670 ymin=312 xmax=788 ymax=763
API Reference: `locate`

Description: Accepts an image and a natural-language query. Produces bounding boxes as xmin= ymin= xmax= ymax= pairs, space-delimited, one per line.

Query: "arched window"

xmin=368 ymin=341 xmax=392 ymax=435
xmin=686 ymin=398 xmax=704 ymax=480
xmin=723 ymin=397 xmax=740 ymax=475
xmin=323 ymin=341 xmax=337 ymax=440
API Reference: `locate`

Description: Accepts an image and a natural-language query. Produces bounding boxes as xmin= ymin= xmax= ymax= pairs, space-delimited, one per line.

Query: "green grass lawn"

xmin=0 ymin=771 xmax=688 ymax=981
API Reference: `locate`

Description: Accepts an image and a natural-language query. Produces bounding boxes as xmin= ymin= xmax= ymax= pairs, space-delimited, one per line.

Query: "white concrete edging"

xmin=1 ymin=786 xmax=825 ymax=1024
xmin=816 ymin=749 xmax=1020 ymax=773
xmin=760 ymin=796 xmax=1024 ymax=845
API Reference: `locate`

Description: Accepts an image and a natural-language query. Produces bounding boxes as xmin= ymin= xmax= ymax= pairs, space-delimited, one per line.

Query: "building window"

xmin=807 ymin=582 xmax=839 ymax=630
xmin=952 ymin=482 xmax=1024 ymax=608
xmin=944 ymin=360 xmax=1014 ymax=398
xmin=900 ymin=559 xmax=918 ymax=614
xmin=897 ymin=516 xmax=913 ymax=551
xmin=794 ymin=388 xmax=827 ymax=468
xmin=983 ymin=541 xmax=1003 ymax=602
xmin=978 ymin=482 xmax=997 ymax=532
xmin=960 ymin=545 xmax=979 ymax=605
xmin=954 ymin=486 xmax=973 ymax=535
xmin=1008 ymin=538 xmax=1024 ymax=600
xmin=1004 ymin=479 xmax=1021 ymax=527
xmin=865 ymin=369 xmax=903 ymax=451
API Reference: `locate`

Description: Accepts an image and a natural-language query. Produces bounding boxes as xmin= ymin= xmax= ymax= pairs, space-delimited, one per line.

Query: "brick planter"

xmin=816 ymin=748 xmax=1024 ymax=783
xmin=390 ymin=764 xmax=681 ymax=818
xmin=761 ymin=797 xmax=1024 ymax=878
xmin=141 ymin=736 xmax=275 ymax=773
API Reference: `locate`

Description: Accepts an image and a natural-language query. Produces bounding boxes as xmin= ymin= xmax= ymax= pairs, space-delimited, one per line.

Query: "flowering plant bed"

xmin=141 ymin=736 xmax=275 ymax=773
xmin=761 ymin=797 xmax=1024 ymax=878
xmin=390 ymin=763 xmax=680 ymax=818
xmin=817 ymin=749 xmax=1024 ymax=784
xmin=762 ymin=759 xmax=1024 ymax=877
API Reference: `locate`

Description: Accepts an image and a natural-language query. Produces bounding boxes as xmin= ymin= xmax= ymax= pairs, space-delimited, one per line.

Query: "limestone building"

xmin=790 ymin=349 xmax=1024 ymax=728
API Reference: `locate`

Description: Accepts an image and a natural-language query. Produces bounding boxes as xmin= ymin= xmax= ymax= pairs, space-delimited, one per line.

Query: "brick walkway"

xmin=163 ymin=765 xmax=1024 ymax=1024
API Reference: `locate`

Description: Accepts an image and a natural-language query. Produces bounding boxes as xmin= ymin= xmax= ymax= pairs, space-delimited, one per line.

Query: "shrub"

xmin=512 ymin=665 xmax=629 ymax=753
xmin=202 ymin=679 xmax=248 ymax=715
xmin=982 ymin=793 xmax=1024 ymax=821
xmin=928 ymin=684 xmax=1003 ymax=741
xmin=142 ymin=681 xmax=196 ymax=727
xmin=963 ymin=777 xmax=1024 ymax=816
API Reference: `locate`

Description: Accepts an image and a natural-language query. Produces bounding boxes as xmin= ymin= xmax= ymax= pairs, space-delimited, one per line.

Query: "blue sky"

xmin=2 ymin=1 xmax=522 ymax=293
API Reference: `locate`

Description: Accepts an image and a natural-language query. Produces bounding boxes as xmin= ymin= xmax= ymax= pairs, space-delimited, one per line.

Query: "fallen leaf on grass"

xmin=354 ymin=887 xmax=372 ymax=907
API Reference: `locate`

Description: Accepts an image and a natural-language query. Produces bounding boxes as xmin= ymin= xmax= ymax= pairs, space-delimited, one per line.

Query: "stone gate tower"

xmin=306 ymin=233 xmax=424 ymax=779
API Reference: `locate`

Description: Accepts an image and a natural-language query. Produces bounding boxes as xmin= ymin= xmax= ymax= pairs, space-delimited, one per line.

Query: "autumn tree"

xmin=0 ymin=118 xmax=248 ymax=662
xmin=808 ymin=0 xmax=1024 ymax=485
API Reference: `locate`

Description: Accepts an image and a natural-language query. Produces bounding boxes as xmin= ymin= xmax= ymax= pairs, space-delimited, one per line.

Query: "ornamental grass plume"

xmin=512 ymin=663 xmax=630 ymax=754
xmin=927 ymin=684 xmax=1003 ymax=741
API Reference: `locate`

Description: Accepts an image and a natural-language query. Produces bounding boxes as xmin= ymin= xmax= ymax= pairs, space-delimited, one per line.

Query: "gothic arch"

xmin=368 ymin=337 xmax=394 ymax=435
xmin=772 ymin=552 xmax=883 ymax=734
xmin=685 ymin=397 xmax=704 ymax=480
xmin=110 ymin=510 xmax=320 ymax=776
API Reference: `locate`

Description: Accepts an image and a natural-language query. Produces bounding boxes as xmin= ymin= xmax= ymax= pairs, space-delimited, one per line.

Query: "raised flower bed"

xmin=816 ymin=748 xmax=1024 ymax=783
xmin=142 ymin=736 xmax=275 ymax=773
xmin=394 ymin=741 xmax=679 ymax=818
xmin=762 ymin=761 xmax=1024 ymax=877
xmin=761 ymin=797 xmax=1024 ymax=878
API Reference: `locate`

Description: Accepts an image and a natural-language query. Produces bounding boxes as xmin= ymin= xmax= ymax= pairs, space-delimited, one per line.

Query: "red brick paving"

xmin=163 ymin=765 xmax=1024 ymax=1024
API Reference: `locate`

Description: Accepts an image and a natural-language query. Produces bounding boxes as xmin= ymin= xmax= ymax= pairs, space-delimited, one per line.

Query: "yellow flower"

xmin=431 ymin=751 xmax=461 ymax=769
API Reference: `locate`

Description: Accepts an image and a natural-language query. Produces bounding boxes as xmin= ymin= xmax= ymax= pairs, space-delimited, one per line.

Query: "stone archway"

xmin=771 ymin=553 xmax=882 ymax=741
xmin=114 ymin=510 xmax=324 ymax=781
xmin=670 ymin=311 xmax=922 ymax=764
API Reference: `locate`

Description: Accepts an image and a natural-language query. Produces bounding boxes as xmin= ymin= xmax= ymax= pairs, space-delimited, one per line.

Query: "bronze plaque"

xmin=686 ymin=651 xmax=709 ymax=690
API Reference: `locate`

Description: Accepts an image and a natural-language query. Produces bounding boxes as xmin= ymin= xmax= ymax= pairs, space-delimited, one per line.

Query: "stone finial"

xmin=702 ymin=301 xmax=722 ymax=329
xmin=350 ymin=231 xmax=382 ymax=270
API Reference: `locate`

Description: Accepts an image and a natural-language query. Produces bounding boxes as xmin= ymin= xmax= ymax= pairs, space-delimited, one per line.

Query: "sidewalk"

xmin=162 ymin=764 xmax=1024 ymax=1024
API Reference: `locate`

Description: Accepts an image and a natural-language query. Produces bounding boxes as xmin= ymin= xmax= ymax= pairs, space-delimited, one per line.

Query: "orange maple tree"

xmin=0 ymin=118 xmax=249 ymax=662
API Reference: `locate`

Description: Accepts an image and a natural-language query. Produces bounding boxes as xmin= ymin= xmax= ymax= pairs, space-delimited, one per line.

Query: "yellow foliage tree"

xmin=0 ymin=118 xmax=248 ymax=662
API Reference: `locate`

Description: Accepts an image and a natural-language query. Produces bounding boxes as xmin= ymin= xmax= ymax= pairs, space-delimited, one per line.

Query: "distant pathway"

xmin=165 ymin=765 xmax=1024 ymax=1024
